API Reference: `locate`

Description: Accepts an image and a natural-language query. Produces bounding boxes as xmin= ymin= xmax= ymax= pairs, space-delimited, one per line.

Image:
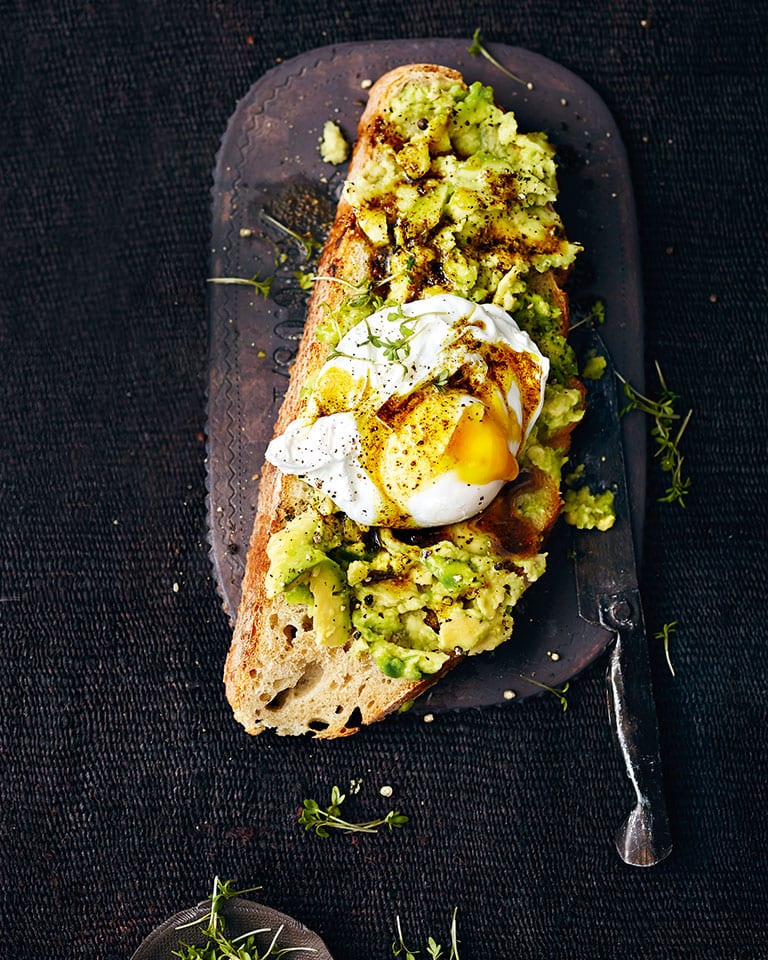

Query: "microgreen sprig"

xmin=207 ymin=272 xmax=273 ymax=298
xmin=376 ymin=255 xmax=418 ymax=288
xmin=298 ymin=785 xmax=408 ymax=838
xmin=432 ymin=369 xmax=451 ymax=391
xmin=173 ymin=877 xmax=316 ymax=960
xmin=392 ymin=908 xmax=461 ymax=960
xmin=293 ymin=270 xmax=315 ymax=291
xmin=519 ymin=676 xmax=570 ymax=711
xmin=569 ymin=298 xmax=606 ymax=332
xmin=261 ymin=212 xmax=322 ymax=260
xmin=654 ymin=621 xmax=678 ymax=677
xmin=329 ymin=309 xmax=418 ymax=372
xmin=312 ymin=253 xmax=416 ymax=329
xmin=311 ymin=274 xmax=364 ymax=292
xmin=344 ymin=284 xmax=387 ymax=313
xmin=362 ymin=312 xmax=417 ymax=365
xmin=312 ymin=274 xmax=387 ymax=314
xmin=615 ymin=365 xmax=693 ymax=507
xmin=468 ymin=28 xmax=530 ymax=89
xmin=314 ymin=267 xmax=408 ymax=299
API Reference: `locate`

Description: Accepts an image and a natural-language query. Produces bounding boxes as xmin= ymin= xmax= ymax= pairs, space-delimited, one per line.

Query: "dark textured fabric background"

xmin=1 ymin=1 xmax=767 ymax=957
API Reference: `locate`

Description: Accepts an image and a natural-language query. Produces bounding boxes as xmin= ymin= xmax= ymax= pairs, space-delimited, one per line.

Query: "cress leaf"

xmin=299 ymin=785 xmax=408 ymax=837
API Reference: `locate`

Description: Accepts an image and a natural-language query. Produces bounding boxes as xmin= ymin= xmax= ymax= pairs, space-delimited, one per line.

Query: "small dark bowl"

xmin=131 ymin=897 xmax=334 ymax=960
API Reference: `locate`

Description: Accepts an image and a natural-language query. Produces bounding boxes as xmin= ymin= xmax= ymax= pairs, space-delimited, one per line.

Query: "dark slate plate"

xmin=206 ymin=39 xmax=645 ymax=712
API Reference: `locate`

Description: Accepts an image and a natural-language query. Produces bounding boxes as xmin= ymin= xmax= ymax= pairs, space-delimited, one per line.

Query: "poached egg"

xmin=265 ymin=294 xmax=549 ymax=528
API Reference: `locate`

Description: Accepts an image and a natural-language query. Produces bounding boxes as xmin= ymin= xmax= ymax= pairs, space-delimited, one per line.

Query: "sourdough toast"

xmin=224 ymin=63 xmax=584 ymax=737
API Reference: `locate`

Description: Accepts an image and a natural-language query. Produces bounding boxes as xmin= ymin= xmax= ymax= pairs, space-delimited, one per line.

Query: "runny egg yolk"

xmin=376 ymin=389 xmax=522 ymax=519
xmin=447 ymin=402 xmax=520 ymax=486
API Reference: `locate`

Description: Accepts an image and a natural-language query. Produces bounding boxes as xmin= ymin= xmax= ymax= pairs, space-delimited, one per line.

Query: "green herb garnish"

xmin=298 ymin=785 xmax=408 ymax=838
xmin=314 ymin=274 xmax=386 ymax=311
xmin=329 ymin=308 xmax=418 ymax=372
xmin=392 ymin=908 xmax=461 ymax=960
xmin=616 ymin=366 xmax=692 ymax=507
xmin=569 ymin=298 xmax=607 ymax=333
xmin=362 ymin=308 xmax=417 ymax=364
xmin=261 ymin=212 xmax=322 ymax=260
xmin=519 ymin=676 xmax=570 ymax=711
xmin=468 ymin=28 xmax=529 ymax=89
xmin=432 ymin=369 xmax=451 ymax=391
xmin=293 ymin=270 xmax=315 ymax=291
xmin=313 ymin=276 xmax=389 ymax=347
xmin=173 ymin=877 xmax=315 ymax=959
xmin=654 ymin=621 xmax=677 ymax=677
xmin=207 ymin=273 xmax=273 ymax=298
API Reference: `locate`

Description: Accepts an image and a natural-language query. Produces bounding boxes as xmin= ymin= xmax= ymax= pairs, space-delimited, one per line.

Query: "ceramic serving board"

xmin=206 ymin=38 xmax=645 ymax=711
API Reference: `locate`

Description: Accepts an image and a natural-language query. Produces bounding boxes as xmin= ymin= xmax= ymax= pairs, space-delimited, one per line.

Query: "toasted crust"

xmin=224 ymin=64 xmax=578 ymax=737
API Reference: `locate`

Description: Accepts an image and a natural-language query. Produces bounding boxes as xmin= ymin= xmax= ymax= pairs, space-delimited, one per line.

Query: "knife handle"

xmin=603 ymin=594 xmax=673 ymax=867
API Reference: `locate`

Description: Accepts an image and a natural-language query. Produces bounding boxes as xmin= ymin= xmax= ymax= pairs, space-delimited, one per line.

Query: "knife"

xmin=572 ymin=329 xmax=672 ymax=867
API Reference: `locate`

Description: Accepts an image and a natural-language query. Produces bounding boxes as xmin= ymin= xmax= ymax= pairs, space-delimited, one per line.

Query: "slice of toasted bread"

xmin=224 ymin=64 xmax=582 ymax=737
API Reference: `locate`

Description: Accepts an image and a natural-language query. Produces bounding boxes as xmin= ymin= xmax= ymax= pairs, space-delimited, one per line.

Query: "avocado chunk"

xmin=264 ymin=511 xmax=352 ymax=646
xmin=308 ymin=560 xmax=351 ymax=647
xmin=265 ymin=512 xmax=329 ymax=597
xmin=400 ymin=181 xmax=450 ymax=240
xmin=356 ymin=204 xmax=389 ymax=246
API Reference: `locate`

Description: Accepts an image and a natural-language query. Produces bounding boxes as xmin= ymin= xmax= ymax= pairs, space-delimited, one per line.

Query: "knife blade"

xmin=572 ymin=329 xmax=672 ymax=867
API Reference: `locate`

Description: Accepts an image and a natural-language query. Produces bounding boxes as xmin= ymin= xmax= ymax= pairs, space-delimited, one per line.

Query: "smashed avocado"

xmin=319 ymin=120 xmax=349 ymax=165
xmin=265 ymin=76 xmax=585 ymax=680
xmin=271 ymin=507 xmax=547 ymax=680
xmin=341 ymin=79 xmax=581 ymax=326
xmin=563 ymin=486 xmax=616 ymax=530
xmin=318 ymin=77 xmax=581 ymax=386
xmin=581 ymin=352 xmax=608 ymax=380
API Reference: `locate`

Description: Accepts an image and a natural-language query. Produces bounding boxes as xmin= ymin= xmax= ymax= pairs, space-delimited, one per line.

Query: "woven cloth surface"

xmin=1 ymin=1 xmax=766 ymax=957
